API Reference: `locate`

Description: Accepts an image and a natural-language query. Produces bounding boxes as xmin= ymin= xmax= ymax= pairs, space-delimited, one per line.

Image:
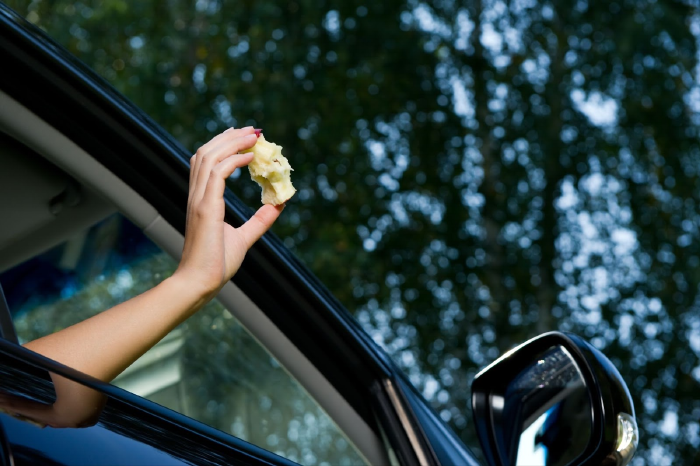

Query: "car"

xmin=0 ymin=4 xmax=637 ymax=465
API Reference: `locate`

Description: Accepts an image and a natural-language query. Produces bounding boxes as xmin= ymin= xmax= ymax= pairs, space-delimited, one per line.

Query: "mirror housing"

xmin=471 ymin=331 xmax=638 ymax=466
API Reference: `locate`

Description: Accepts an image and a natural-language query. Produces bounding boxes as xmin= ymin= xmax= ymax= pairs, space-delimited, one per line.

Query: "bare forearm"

xmin=22 ymin=127 xmax=281 ymax=384
xmin=23 ymin=274 xmax=207 ymax=383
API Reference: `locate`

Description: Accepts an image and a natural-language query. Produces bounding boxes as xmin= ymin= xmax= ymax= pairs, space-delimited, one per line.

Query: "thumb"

xmin=239 ymin=204 xmax=284 ymax=248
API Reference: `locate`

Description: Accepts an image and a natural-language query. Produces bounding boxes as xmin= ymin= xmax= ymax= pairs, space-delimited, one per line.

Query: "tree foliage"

xmin=5 ymin=0 xmax=700 ymax=463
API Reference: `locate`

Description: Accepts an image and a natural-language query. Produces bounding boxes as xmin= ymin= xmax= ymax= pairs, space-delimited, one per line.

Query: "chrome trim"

xmin=384 ymin=379 xmax=431 ymax=466
xmin=614 ymin=412 xmax=639 ymax=466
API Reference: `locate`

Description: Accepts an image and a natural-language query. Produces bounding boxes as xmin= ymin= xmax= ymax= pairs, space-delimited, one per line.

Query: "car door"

xmin=0 ymin=4 xmax=478 ymax=466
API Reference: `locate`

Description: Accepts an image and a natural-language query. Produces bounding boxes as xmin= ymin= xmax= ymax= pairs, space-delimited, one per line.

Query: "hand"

xmin=22 ymin=127 xmax=283 ymax=382
xmin=174 ymin=126 xmax=284 ymax=298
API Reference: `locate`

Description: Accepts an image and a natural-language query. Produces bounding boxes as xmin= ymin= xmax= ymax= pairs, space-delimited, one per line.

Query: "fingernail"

xmin=254 ymin=128 xmax=262 ymax=138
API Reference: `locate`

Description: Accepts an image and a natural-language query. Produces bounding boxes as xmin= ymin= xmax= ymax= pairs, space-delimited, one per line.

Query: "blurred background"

xmin=3 ymin=0 xmax=700 ymax=464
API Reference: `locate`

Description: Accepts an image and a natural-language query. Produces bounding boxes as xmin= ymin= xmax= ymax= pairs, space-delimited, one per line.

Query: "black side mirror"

xmin=471 ymin=331 xmax=638 ymax=466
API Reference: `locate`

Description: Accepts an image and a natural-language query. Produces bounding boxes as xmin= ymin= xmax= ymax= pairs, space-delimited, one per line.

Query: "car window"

xmin=1 ymin=212 xmax=367 ymax=466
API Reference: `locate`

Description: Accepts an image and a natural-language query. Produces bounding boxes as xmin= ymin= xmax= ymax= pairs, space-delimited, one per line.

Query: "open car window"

xmin=1 ymin=209 xmax=368 ymax=465
xmin=2 ymin=209 xmax=368 ymax=466
xmin=0 ymin=118 xmax=373 ymax=465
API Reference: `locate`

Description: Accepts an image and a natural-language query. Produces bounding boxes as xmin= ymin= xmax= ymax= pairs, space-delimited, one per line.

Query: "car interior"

xmin=0 ymin=88 xmax=390 ymax=465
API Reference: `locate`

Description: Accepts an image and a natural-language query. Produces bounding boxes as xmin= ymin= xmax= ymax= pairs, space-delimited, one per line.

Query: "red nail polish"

xmin=254 ymin=128 xmax=262 ymax=138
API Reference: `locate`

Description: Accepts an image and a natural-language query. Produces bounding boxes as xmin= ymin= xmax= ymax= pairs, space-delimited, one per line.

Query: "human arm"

xmin=22 ymin=126 xmax=283 ymax=382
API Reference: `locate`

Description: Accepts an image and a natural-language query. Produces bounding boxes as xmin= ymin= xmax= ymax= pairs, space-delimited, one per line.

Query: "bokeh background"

xmin=3 ymin=0 xmax=700 ymax=464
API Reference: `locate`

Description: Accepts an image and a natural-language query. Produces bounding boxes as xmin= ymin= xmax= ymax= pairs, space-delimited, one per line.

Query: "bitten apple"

xmin=243 ymin=134 xmax=296 ymax=205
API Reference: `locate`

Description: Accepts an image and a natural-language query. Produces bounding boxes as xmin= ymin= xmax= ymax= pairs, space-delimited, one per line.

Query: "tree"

xmin=6 ymin=0 xmax=700 ymax=463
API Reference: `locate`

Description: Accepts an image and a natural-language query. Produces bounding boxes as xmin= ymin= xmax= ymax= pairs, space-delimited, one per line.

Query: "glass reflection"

xmin=0 ymin=346 xmax=283 ymax=465
xmin=0 ymin=355 xmax=105 ymax=429
xmin=500 ymin=345 xmax=592 ymax=466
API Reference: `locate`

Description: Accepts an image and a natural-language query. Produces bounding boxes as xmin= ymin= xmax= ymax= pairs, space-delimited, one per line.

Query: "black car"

xmin=0 ymin=4 xmax=637 ymax=465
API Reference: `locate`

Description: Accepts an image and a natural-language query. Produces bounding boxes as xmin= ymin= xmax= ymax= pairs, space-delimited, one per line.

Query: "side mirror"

xmin=471 ymin=331 xmax=638 ymax=466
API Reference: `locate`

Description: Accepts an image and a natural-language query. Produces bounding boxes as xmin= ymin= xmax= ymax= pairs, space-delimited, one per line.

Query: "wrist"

xmin=162 ymin=272 xmax=214 ymax=313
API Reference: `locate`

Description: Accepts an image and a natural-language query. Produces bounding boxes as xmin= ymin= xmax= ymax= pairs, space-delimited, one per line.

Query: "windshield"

xmin=4 ymin=1 xmax=699 ymax=463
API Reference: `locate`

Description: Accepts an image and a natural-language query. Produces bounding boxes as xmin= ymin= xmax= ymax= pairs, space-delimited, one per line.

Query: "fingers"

xmin=193 ymin=130 xmax=257 ymax=204
xmin=201 ymin=151 xmax=283 ymax=248
xmin=202 ymin=151 xmax=255 ymax=207
xmin=192 ymin=127 xmax=255 ymax=185
xmin=187 ymin=126 xmax=281 ymax=253
xmin=239 ymin=204 xmax=284 ymax=249
xmin=187 ymin=127 xmax=256 ymax=244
